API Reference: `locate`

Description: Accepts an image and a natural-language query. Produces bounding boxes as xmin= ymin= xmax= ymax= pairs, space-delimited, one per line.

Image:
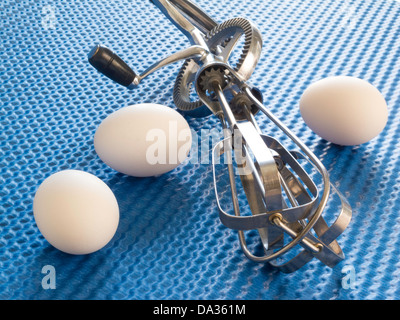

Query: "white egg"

xmin=33 ymin=170 xmax=119 ymax=255
xmin=299 ymin=76 xmax=388 ymax=145
xmin=94 ymin=103 xmax=192 ymax=177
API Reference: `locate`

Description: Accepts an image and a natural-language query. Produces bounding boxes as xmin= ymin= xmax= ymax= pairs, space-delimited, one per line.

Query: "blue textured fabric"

xmin=1 ymin=0 xmax=400 ymax=300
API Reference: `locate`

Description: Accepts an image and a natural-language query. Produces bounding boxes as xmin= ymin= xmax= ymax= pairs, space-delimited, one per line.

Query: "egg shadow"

xmin=104 ymin=168 xmax=194 ymax=255
xmin=29 ymin=242 xmax=96 ymax=299
xmin=27 ymin=163 xmax=196 ymax=299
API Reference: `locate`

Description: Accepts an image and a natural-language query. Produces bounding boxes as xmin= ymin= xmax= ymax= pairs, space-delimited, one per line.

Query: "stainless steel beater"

xmin=87 ymin=0 xmax=352 ymax=272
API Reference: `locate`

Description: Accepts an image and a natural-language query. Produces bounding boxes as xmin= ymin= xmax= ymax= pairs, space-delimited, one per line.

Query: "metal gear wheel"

xmin=198 ymin=67 xmax=228 ymax=93
xmin=173 ymin=59 xmax=202 ymax=111
xmin=173 ymin=17 xmax=262 ymax=112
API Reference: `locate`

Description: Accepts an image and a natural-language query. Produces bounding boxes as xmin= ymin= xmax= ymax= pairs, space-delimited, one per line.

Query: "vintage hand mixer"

xmin=87 ymin=0 xmax=352 ymax=272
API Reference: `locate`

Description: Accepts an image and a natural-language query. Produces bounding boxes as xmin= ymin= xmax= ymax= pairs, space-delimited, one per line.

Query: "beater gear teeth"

xmin=204 ymin=17 xmax=257 ymax=74
xmin=173 ymin=59 xmax=203 ymax=111
xmin=173 ymin=17 xmax=262 ymax=112
xmin=198 ymin=67 xmax=228 ymax=93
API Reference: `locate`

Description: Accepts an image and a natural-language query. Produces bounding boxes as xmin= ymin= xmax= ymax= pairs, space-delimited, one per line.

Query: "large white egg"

xmin=94 ymin=103 xmax=192 ymax=177
xmin=33 ymin=170 xmax=119 ymax=255
xmin=299 ymin=76 xmax=388 ymax=145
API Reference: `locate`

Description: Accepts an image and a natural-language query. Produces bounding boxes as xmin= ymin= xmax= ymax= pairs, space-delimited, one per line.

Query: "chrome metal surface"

xmin=151 ymin=0 xmax=208 ymax=47
xmin=174 ymin=17 xmax=263 ymax=112
xmin=93 ymin=0 xmax=352 ymax=272
xmin=129 ymin=45 xmax=209 ymax=86
xmin=170 ymin=0 xmax=218 ymax=34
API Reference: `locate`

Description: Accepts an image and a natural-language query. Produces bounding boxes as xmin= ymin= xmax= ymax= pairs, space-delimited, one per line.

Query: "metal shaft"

xmin=271 ymin=215 xmax=322 ymax=253
xmin=169 ymin=0 xmax=218 ymax=34
xmin=213 ymin=82 xmax=237 ymax=127
xmin=152 ymin=0 xmax=209 ymax=47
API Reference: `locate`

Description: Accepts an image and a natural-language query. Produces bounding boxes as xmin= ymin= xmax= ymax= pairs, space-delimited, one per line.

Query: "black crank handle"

xmin=88 ymin=44 xmax=138 ymax=89
xmin=89 ymin=43 xmax=208 ymax=89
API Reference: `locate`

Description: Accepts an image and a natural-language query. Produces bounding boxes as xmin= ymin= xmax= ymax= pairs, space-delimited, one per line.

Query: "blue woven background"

xmin=1 ymin=0 xmax=400 ymax=300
